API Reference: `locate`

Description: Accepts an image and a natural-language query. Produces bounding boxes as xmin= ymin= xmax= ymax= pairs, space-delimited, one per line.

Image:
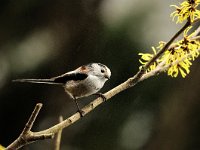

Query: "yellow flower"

xmin=138 ymin=47 xmax=159 ymax=72
xmin=138 ymin=24 xmax=199 ymax=78
xmin=162 ymin=39 xmax=199 ymax=77
xmin=170 ymin=0 xmax=200 ymax=23
xmin=139 ymin=36 xmax=199 ymax=78
xmin=159 ymin=26 xmax=199 ymax=77
xmin=0 ymin=144 xmax=5 ymax=150
xmin=167 ymin=59 xmax=192 ymax=78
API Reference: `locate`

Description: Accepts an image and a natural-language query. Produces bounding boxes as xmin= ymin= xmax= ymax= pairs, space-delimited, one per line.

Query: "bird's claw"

xmin=93 ymin=93 xmax=107 ymax=102
xmin=78 ymin=109 xmax=85 ymax=117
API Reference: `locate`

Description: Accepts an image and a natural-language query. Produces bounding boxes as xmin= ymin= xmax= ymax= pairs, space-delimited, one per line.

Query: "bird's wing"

xmin=52 ymin=72 xmax=88 ymax=83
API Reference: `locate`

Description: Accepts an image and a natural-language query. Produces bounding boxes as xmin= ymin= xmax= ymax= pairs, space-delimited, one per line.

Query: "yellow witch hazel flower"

xmin=0 ymin=144 xmax=5 ymax=150
xmin=170 ymin=0 xmax=200 ymax=23
xmin=138 ymin=46 xmax=160 ymax=72
xmin=139 ymin=26 xmax=200 ymax=78
xmin=161 ymin=28 xmax=199 ymax=78
xmin=138 ymin=41 xmax=166 ymax=73
xmin=166 ymin=53 xmax=192 ymax=78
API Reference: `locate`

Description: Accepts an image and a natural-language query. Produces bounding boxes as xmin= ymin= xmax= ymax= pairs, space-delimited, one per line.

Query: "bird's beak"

xmin=105 ymin=74 xmax=110 ymax=79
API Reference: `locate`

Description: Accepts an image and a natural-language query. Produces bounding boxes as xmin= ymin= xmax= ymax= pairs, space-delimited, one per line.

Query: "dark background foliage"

xmin=0 ymin=0 xmax=199 ymax=149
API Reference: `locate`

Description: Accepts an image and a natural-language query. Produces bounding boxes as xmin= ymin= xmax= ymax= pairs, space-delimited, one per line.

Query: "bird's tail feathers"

xmin=12 ymin=78 xmax=62 ymax=85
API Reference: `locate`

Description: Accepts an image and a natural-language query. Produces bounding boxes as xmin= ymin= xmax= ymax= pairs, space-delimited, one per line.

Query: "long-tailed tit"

xmin=13 ymin=63 xmax=111 ymax=116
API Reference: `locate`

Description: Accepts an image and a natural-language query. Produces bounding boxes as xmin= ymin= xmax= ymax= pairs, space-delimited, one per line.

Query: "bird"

xmin=13 ymin=63 xmax=111 ymax=116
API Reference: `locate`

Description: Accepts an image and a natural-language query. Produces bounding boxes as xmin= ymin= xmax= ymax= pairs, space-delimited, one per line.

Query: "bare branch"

xmin=141 ymin=48 xmax=200 ymax=81
xmin=54 ymin=116 xmax=64 ymax=150
xmin=22 ymin=103 xmax=42 ymax=134
xmin=6 ymin=103 xmax=54 ymax=150
xmin=192 ymin=25 xmax=200 ymax=37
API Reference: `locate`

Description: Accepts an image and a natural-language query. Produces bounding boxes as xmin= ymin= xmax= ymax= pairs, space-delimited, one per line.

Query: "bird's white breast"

xmin=64 ymin=74 xmax=106 ymax=99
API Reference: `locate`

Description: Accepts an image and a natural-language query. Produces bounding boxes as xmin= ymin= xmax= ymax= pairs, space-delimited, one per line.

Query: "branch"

xmin=54 ymin=116 xmax=63 ymax=150
xmin=6 ymin=18 xmax=200 ymax=150
xmin=6 ymin=104 xmax=54 ymax=150
xmin=141 ymin=48 xmax=200 ymax=81
xmin=143 ymin=20 xmax=190 ymax=70
xmin=144 ymin=18 xmax=199 ymax=71
xmin=123 ymin=19 xmax=196 ymax=89
xmin=192 ymin=25 xmax=200 ymax=37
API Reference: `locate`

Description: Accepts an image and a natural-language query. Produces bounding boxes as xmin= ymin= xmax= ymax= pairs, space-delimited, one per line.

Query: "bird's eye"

xmin=101 ymin=69 xmax=105 ymax=73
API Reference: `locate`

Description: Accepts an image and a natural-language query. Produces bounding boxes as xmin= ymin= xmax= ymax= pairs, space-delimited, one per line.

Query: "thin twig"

xmin=141 ymin=48 xmax=200 ymax=81
xmin=22 ymin=103 xmax=42 ymax=134
xmin=144 ymin=21 xmax=190 ymax=70
xmin=191 ymin=35 xmax=200 ymax=40
xmin=192 ymin=25 xmax=200 ymax=37
xmin=6 ymin=104 xmax=54 ymax=150
xmin=54 ymin=116 xmax=64 ymax=150
xmin=123 ymin=20 xmax=193 ymax=88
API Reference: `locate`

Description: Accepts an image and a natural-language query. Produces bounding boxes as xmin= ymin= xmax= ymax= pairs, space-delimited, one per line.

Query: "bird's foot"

xmin=77 ymin=109 xmax=85 ymax=117
xmin=93 ymin=93 xmax=107 ymax=102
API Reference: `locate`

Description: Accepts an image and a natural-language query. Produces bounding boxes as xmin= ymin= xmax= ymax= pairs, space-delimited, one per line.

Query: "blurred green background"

xmin=0 ymin=0 xmax=200 ymax=149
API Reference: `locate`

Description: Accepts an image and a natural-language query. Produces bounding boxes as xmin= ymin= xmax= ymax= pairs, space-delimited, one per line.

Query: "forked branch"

xmin=6 ymin=104 xmax=54 ymax=150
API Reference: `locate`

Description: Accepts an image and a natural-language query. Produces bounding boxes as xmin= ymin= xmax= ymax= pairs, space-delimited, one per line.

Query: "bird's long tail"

xmin=12 ymin=78 xmax=63 ymax=85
